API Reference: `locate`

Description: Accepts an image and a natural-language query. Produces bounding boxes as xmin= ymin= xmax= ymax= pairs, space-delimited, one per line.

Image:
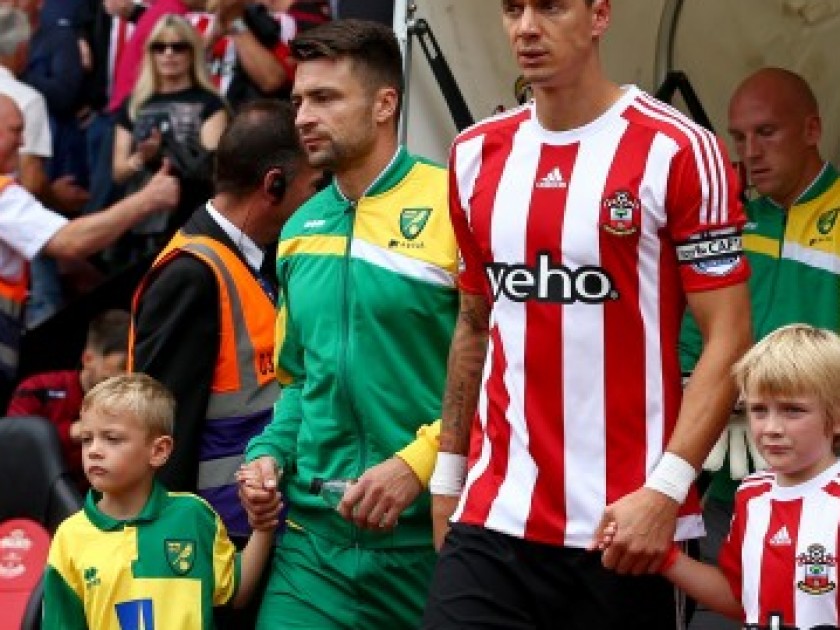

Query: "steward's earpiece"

xmin=266 ymin=167 xmax=286 ymax=201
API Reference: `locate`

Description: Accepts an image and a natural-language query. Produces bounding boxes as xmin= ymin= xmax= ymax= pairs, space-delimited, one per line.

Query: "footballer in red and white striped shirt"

xmin=448 ymin=85 xmax=749 ymax=548
xmin=425 ymin=3 xmax=752 ymax=628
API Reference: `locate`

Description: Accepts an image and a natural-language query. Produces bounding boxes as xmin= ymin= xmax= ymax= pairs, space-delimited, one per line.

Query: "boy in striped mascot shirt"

xmin=598 ymin=324 xmax=840 ymax=630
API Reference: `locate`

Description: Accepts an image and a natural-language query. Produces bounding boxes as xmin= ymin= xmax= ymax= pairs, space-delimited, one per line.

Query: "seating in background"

xmin=0 ymin=415 xmax=84 ymax=630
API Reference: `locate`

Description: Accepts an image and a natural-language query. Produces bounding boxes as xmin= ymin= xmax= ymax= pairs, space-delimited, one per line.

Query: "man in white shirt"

xmin=0 ymin=93 xmax=179 ymax=406
xmin=1 ymin=5 xmax=92 ymax=325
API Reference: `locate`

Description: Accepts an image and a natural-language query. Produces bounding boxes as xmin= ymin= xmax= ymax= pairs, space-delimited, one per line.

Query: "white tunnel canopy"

xmin=402 ymin=0 xmax=840 ymax=166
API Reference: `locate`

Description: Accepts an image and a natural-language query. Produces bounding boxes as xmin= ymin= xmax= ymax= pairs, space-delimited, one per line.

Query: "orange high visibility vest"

xmin=129 ymin=230 xmax=279 ymax=535
xmin=0 ymin=176 xmax=29 ymax=380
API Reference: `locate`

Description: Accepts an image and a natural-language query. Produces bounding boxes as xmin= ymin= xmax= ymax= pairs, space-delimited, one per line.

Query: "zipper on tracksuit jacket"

xmin=338 ymin=200 xmax=366 ymax=544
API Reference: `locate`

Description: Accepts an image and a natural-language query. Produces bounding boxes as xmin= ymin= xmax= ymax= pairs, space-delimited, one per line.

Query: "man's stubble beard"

xmin=306 ymin=141 xmax=341 ymax=172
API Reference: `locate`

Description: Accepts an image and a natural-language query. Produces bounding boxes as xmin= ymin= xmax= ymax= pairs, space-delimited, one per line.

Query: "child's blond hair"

xmin=81 ymin=373 xmax=175 ymax=437
xmin=733 ymin=324 xmax=840 ymax=427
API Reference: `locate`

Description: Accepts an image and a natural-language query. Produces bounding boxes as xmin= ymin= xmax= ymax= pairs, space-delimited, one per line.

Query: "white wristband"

xmin=644 ymin=452 xmax=697 ymax=504
xmin=429 ymin=452 xmax=468 ymax=496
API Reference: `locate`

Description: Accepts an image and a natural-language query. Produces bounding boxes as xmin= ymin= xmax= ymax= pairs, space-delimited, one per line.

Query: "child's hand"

xmin=235 ymin=466 xmax=261 ymax=487
xmin=237 ymin=462 xmax=283 ymax=532
xmin=588 ymin=521 xmax=618 ymax=552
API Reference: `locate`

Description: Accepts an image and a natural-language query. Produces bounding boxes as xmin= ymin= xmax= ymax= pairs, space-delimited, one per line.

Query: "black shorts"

xmin=422 ymin=523 xmax=685 ymax=630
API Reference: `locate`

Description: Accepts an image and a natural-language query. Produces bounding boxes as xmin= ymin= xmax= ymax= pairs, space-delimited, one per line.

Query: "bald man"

xmin=681 ymin=67 xmax=839 ymax=630
xmin=0 ymin=94 xmax=179 ymax=406
xmin=730 ymin=67 xmax=825 ymax=208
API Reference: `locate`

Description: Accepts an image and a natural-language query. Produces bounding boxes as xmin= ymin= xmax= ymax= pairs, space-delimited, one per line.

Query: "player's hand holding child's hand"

xmin=590 ymin=521 xmax=618 ymax=552
xmin=236 ymin=463 xmax=283 ymax=531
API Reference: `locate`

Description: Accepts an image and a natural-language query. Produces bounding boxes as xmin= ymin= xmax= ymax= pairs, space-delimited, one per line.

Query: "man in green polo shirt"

xmin=681 ymin=67 xmax=840 ymax=630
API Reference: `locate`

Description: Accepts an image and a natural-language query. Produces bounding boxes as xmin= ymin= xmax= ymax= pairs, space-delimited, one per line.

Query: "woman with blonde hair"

xmin=112 ymin=14 xmax=229 ymax=261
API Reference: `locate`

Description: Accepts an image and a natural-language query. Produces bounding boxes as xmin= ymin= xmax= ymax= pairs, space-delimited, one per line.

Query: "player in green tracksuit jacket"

xmin=245 ymin=146 xmax=458 ymax=627
xmin=242 ymin=21 xmax=459 ymax=628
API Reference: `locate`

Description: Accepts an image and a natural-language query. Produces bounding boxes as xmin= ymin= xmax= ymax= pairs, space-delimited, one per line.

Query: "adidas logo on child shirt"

xmin=769 ymin=525 xmax=792 ymax=546
xmin=535 ymin=167 xmax=567 ymax=189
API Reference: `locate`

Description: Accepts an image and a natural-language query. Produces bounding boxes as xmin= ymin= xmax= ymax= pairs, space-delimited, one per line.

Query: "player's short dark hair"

xmin=291 ymin=19 xmax=404 ymax=108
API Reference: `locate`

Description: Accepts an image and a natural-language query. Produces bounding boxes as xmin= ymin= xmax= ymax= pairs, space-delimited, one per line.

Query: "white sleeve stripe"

xmin=634 ymin=97 xmax=712 ymax=224
xmin=635 ymin=95 xmax=729 ymax=226
xmin=696 ymin=124 xmax=729 ymax=223
xmin=641 ymin=94 xmax=731 ymax=224
xmin=454 ymin=135 xmax=486 ymax=228
xmin=637 ymin=94 xmax=726 ymax=224
xmin=695 ymin=127 xmax=724 ymax=224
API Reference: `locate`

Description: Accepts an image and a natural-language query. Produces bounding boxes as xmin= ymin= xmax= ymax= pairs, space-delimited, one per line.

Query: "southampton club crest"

xmin=797 ymin=543 xmax=837 ymax=595
xmin=600 ymin=190 xmax=640 ymax=236
xmin=165 ymin=539 xmax=196 ymax=576
xmin=400 ymin=208 xmax=432 ymax=240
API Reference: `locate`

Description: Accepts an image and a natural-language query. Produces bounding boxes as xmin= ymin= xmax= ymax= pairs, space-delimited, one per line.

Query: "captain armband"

xmin=429 ymin=452 xmax=468 ymax=496
xmin=644 ymin=452 xmax=697 ymax=504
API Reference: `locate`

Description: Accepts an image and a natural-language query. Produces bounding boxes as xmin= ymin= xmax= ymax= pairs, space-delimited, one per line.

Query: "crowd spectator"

xmin=0 ymin=2 xmax=88 ymax=211
xmin=240 ymin=19 xmax=458 ymax=629
xmin=424 ymin=1 xmax=751 ymax=628
xmin=23 ymin=0 xmax=89 ymax=193
xmin=42 ymin=373 xmax=280 ymax=627
xmin=107 ymin=0 xmax=206 ymax=114
xmin=74 ymin=0 xmax=145 ymax=215
xmin=681 ymin=67 xmax=840 ymax=630
xmin=6 ymin=309 xmax=130 ymax=491
xmin=0 ymin=92 xmax=178 ymax=409
xmin=2 ymin=2 xmax=94 ymax=327
xmin=0 ymin=6 xmax=62 ymax=326
xmin=209 ymin=0 xmax=296 ymax=110
xmin=112 ymin=14 xmax=228 ymax=262
xmin=19 ymin=0 xmax=95 ymax=325
xmin=0 ymin=5 xmax=52 ymax=199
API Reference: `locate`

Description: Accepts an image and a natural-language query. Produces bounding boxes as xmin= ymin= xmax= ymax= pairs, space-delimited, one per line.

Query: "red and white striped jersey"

xmin=108 ymin=18 xmax=135 ymax=96
xmin=183 ymin=13 xmax=235 ymax=93
xmin=720 ymin=461 xmax=840 ymax=629
xmin=186 ymin=11 xmax=295 ymax=95
xmin=449 ymin=86 xmax=749 ymax=548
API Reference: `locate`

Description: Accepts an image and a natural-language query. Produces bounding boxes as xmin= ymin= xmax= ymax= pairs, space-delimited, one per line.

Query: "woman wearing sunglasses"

xmin=112 ymin=14 xmax=229 ymax=261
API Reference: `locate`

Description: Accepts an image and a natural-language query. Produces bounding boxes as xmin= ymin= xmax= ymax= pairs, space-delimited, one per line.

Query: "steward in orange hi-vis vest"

xmin=129 ymin=231 xmax=278 ymax=536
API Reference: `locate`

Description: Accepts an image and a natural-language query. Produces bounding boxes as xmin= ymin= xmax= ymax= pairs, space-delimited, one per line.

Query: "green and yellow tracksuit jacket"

xmin=246 ymin=148 xmax=458 ymax=549
xmin=681 ymin=163 xmax=840 ymax=501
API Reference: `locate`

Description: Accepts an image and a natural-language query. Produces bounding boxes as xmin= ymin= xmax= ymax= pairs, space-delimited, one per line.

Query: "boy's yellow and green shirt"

xmin=42 ymin=481 xmax=240 ymax=630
